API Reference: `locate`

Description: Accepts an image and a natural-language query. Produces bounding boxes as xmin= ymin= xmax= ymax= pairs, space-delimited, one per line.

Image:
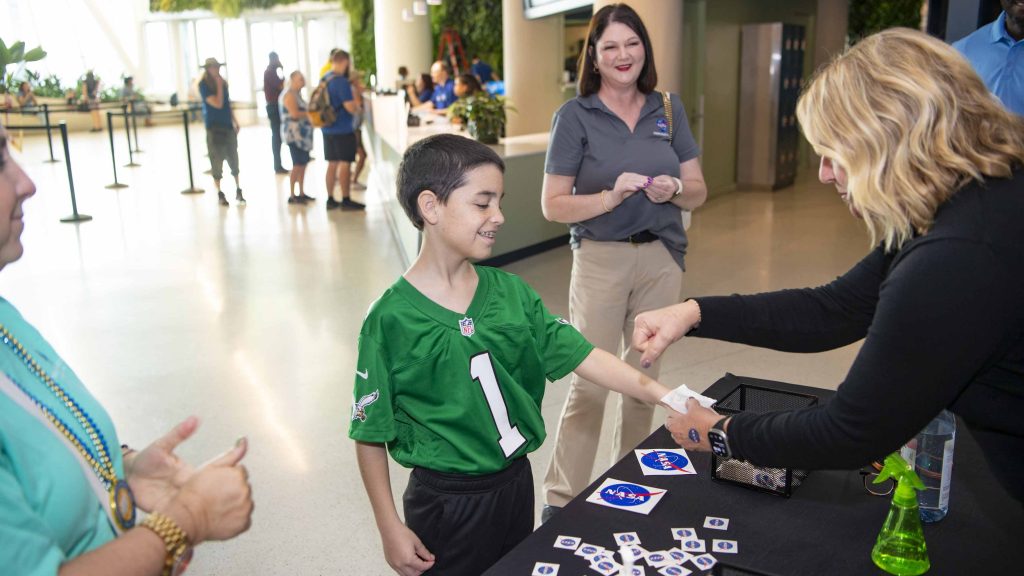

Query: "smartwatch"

xmin=708 ymin=417 xmax=732 ymax=459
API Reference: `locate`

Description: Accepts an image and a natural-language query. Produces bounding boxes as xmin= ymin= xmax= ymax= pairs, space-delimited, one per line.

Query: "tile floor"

xmin=5 ymin=121 xmax=867 ymax=574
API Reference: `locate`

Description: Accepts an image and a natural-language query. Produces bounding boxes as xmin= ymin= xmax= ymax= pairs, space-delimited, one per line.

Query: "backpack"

xmin=308 ymin=74 xmax=337 ymax=128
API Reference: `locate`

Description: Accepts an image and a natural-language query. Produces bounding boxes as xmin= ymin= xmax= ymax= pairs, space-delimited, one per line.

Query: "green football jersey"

xmin=348 ymin=266 xmax=593 ymax=474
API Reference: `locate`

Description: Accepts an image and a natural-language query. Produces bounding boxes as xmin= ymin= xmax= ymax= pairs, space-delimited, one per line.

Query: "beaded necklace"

xmin=0 ymin=324 xmax=136 ymax=530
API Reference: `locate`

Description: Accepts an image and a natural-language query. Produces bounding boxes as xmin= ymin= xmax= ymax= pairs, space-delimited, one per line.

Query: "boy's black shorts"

xmin=403 ymin=457 xmax=534 ymax=575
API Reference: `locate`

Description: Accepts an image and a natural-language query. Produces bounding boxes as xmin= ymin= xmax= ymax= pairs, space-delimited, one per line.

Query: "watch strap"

xmin=141 ymin=512 xmax=191 ymax=576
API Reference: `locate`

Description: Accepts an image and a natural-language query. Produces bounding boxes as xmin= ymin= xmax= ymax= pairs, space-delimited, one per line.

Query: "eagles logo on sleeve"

xmin=351 ymin=390 xmax=380 ymax=422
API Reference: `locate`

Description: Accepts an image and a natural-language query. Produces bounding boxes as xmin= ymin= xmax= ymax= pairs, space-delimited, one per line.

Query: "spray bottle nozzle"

xmin=875 ymin=453 xmax=925 ymax=504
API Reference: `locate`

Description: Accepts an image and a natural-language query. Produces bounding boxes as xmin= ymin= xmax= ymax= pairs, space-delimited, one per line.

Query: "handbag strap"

xmin=662 ymin=91 xmax=673 ymax=144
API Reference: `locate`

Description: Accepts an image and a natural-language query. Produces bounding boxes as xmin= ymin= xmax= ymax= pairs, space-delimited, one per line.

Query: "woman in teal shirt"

xmin=0 ymin=123 xmax=254 ymax=575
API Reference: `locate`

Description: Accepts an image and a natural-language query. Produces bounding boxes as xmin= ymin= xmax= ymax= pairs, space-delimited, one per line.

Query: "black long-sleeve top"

xmin=692 ymin=170 xmax=1024 ymax=502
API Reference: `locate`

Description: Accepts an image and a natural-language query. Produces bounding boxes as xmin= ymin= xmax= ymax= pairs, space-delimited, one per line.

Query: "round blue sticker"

xmin=600 ymin=483 xmax=656 ymax=507
xmin=598 ymin=561 xmax=615 ymax=570
xmin=581 ymin=546 xmax=598 ymax=554
xmin=688 ymin=428 xmax=700 ymax=443
xmin=718 ymin=541 xmax=734 ymax=550
xmin=709 ymin=518 xmax=725 ymax=527
xmin=684 ymin=540 xmax=701 ymax=549
xmin=656 ymin=117 xmax=668 ymax=133
xmin=640 ymin=450 xmax=690 ymax=472
xmin=560 ymin=538 xmax=576 ymax=547
xmin=696 ymin=557 xmax=712 ymax=567
xmin=665 ymin=568 xmax=683 ymax=576
xmin=649 ymin=553 xmax=665 ymax=562
xmin=538 ymin=567 xmax=555 ymax=575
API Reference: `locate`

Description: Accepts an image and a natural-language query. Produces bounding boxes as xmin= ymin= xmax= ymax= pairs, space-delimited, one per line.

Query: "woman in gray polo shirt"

xmin=540 ymin=3 xmax=707 ymax=519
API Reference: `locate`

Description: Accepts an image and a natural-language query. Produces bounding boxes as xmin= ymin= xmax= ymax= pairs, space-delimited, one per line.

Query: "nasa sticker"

xmin=589 ymin=558 xmax=622 ymax=576
xmin=585 ymin=477 xmax=667 ymax=515
xmin=532 ymin=562 xmax=560 ymax=576
xmin=703 ymin=516 xmax=730 ymax=530
xmin=666 ymin=547 xmax=692 ymax=564
xmin=628 ymin=567 xmax=646 ymax=576
xmin=712 ymin=539 xmax=738 ymax=554
xmin=614 ymin=532 xmax=641 ymax=546
xmin=635 ymin=449 xmax=697 ymax=476
xmin=654 ymin=117 xmax=670 ymax=138
xmin=658 ymin=566 xmax=692 ymax=576
xmin=692 ymin=554 xmax=718 ymax=570
xmin=671 ymin=527 xmax=697 ymax=540
xmin=552 ymin=535 xmax=581 ymax=550
xmin=574 ymin=543 xmax=606 ymax=559
xmin=679 ymin=539 xmax=705 ymax=553
xmin=644 ymin=550 xmax=675 ymax=568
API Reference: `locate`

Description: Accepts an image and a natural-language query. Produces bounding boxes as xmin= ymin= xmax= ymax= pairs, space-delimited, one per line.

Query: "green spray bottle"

xmin=871 ymin=453 xmax=930 ymax=575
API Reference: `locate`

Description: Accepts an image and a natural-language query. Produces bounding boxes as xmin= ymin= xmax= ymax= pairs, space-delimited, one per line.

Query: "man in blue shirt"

xmin=322 ymin=49 xmax=364 ymax=211
xmin=953 ymin=1 xmax=1024 ymax=115
xmin=471 ymin=55 xmax=500 ymax=84
xmin=414 ymin=61 xmax=456 ymax=112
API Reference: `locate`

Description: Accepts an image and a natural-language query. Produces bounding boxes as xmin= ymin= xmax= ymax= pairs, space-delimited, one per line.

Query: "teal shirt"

xmin=0 ymin=298 xmax=123 ymax=575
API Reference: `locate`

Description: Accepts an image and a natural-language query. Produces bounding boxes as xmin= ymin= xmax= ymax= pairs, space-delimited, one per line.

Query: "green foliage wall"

xmin=151 ymin=0 xmax=299 ymax=18
xmin=429 ymin=1 xmax=502 ymax=75
xmin=340 ymin=0 xmax=376 ymax=78
xmin=849 ymin=0 xmax=925 ymax=43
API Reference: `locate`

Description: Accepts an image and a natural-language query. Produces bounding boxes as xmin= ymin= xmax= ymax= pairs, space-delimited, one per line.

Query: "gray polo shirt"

xmin=545 ymin=91 xmax=700 ymax=270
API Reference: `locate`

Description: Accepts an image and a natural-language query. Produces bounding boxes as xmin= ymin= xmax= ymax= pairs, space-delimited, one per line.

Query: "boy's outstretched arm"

xmin=355 ymin=441 xmax=435 ymax=576
xmin=574 ymin=348 xmax=672 ymax=405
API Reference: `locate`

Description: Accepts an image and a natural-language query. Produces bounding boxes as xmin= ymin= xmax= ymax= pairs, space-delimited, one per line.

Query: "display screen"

xmin=523 ymin=0 xmax=592 ymax=20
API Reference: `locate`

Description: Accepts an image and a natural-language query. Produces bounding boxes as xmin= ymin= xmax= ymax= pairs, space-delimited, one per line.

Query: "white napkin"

xmin=660 ymin=384 xmax=716 ymax=414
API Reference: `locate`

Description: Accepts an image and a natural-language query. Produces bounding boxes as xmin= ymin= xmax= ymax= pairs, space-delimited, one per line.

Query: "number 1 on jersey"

xmin=470 ymin=352 xmax=527 ymax=458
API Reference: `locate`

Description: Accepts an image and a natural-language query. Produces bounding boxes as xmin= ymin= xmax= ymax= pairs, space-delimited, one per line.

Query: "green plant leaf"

xmin=9 ymin=42 xmax=25 ymax=63
xmin=23 ymin=47 xmax=46 ymax=62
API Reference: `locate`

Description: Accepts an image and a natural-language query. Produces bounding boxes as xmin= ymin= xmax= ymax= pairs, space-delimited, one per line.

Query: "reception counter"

xmin=363 ymin=93 xmax=567 ymax=268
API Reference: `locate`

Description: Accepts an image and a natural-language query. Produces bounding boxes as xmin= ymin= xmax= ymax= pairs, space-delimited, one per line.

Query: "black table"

xmin=485 ymin=374 xmax=1024 ymax=575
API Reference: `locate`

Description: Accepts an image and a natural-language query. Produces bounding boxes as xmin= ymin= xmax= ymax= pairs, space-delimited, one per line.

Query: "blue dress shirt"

xmin=953 ymin=11 xmax=1024 ymax=115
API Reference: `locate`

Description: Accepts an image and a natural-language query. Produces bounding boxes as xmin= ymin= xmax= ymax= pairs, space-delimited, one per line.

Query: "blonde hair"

xmin=797 ymin=28 xmax=1024 ymax=251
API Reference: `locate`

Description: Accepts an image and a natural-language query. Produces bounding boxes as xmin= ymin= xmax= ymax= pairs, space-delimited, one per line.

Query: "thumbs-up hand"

xmin=126 ymin=416 xmax=201 ymax=513
xmin=174 ymin=437 xmax=254 ymax=543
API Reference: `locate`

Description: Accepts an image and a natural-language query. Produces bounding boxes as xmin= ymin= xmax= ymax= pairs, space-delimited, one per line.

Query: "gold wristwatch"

xmin=141 ymin=512 xmax=194 ymax=576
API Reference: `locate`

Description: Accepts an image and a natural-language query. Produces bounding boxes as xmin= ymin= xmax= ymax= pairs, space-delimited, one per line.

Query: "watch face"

xmin=708 ymin=431 xmax=729 ymax=457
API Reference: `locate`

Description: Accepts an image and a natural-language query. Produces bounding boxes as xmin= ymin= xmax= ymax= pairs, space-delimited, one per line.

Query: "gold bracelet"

xmin=600 ymin=190 xmax=613 ymax=213
xmin=141 ymin=512 xmax=193 ymax=576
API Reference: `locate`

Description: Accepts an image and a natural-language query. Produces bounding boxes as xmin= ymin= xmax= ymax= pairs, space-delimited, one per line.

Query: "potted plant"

xmin=449 ymin=95 xmax=512 ymax=145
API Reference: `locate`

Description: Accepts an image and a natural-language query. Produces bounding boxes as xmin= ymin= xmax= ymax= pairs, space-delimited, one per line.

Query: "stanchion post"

xmin=105 ymin=111 xmax=127 ymax=189
xmin=130 ymin=100 xmax=142 ymax=153
xmin=122 ymin=105 xmax=140 ymax=167
xmin=42 ymin=104 xmax=58 ymax=163
xmin=181 ymin=110 xmax=203 ymax=194
xmin=58 ymin=122 xmax=92 ymax=223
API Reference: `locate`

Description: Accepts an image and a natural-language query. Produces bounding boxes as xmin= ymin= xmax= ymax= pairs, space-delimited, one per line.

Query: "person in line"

xmin=0 ymin=122 xmax=255 ymax=575
xmin=120 ymin=77 xmax=152 ymax=127
xmin=280 ymin=70 xmax=315 ymax=204
xmin=952 ymin=0 xmax=1023 ymax=115
xmin=634 ymin=28 xmax=1024 ymax=504
xmin=198 ymin=58 xmax=246 ymax=206
xmin=264 ymin=51 xmax=288 ymax=174
xmin=539 ymin=2 xmax=707 ymax=523
xmin=412 ymin=61 xmax=455 ymax=113
xmin=405 ymin=73 xmax=434 ymax=108
xmin=349 ymin=70 xmax=368 ymax=192
xmin=321 ymin=50 xmax=364 ymax=211
xmin=82 ymin=71 xmax=102 ymax=132
xmin=350 ymin=133 xmax=674 ymax=575
xmin=16 ymin=81 xmax=38 ymax=111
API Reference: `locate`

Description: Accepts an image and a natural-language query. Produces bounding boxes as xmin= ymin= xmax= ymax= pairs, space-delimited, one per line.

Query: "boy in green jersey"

xmin=350 ymin=134 xmax=672 ymax=575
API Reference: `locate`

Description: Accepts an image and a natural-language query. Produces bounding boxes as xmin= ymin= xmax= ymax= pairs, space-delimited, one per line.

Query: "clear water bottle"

xmin=900 ymin=410 xmax=956 ymax=523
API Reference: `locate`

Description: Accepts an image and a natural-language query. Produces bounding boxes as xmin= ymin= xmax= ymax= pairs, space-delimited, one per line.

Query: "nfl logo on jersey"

xmin=459 ymin=317 xmax=475 ymax=337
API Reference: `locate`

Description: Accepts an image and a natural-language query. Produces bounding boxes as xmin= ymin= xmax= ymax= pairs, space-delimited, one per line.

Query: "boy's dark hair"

xmin=398 ymin=134 xmax=505 ymax=230
xmin=577 ymin=3 xmax=658 ymax=97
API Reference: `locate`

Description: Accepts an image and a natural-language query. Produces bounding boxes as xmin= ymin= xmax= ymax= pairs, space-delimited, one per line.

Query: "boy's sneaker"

xmin=326 ymin=197 xmax=341 ymax=210
xmin=299 ymin=194 xmax=316 ymax=203
xmin=287 ymin=195 xmax=302 ymax=204
xmin=235 ymin=190 xmax=247 ymax=205
xmin=340 ymin=198 xmax=365 ymax=211
xmin=217 ymin=191 xmax=229 ymax=206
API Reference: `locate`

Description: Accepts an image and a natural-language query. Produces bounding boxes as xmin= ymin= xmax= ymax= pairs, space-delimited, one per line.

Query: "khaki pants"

xmin=543 ymin=239 xmax=683 ymax=506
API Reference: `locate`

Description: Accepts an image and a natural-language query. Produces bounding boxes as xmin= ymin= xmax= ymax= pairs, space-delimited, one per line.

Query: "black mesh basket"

xmin=710 ymin=383 xmax=818 ymax=497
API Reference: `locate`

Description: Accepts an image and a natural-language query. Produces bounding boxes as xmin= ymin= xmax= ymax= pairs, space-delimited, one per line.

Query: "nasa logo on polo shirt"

xmin=654 ymin=117 xmax=670 ymax=138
